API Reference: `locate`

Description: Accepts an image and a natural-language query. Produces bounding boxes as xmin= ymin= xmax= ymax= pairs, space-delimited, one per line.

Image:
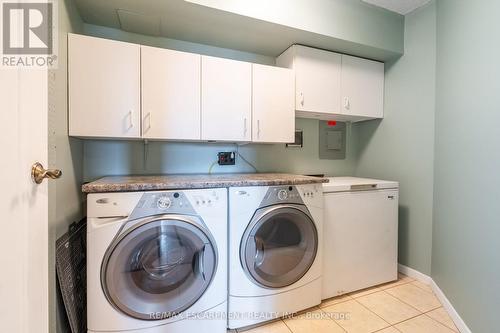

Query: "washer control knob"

xmin=157 ymin=196 xmax=172 ymax=209
xmin=278 ymin=189 xmax=288 ymax=200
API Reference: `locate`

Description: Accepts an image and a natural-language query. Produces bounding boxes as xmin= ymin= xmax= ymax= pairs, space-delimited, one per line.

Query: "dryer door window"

xmin=241 ymin=205 xmax=318 ymax=288
xmin=102 ymin=216 xmax=217 ymax=320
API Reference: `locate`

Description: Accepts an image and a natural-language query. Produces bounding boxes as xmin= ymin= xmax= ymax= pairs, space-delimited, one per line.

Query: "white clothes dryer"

xmin=227 ymin=184 xmax=323 ymax=329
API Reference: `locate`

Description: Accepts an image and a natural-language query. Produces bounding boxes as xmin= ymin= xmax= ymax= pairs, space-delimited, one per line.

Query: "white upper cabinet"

xmin=252 ymin=64 xmax=295 ymax=143
xmin=68 ymin=34 xmax=296 ymax=142
xmin=141 ymin=46 xmax=201 ymax=140
xmin=201 ymin=56 xmax=252 ymax=142
xmin=277 ymin=45 xmax=384 ymax=122
xmin=68 ymin=34 xmax=140 ymax=138
xmin=341 ymin=55 xmax=384 ymax=119
xmin=277 ymin=45 xmax=342 ymax=116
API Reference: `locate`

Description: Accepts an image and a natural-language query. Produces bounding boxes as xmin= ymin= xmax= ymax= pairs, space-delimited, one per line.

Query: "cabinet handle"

xmin=300 ymin=92 xmax=305 ymax=107
xmin=144 ymin=112 xmax=152 ymax=133
xmin=343 ymin=97 xmax=350 ymax=110
xmin=244 ymin=118 xmax=247 ymax=137
xmin=257 ymin=119 xmax=261 ymax=139
xmin=127 ymin=110 xmax=134 ymax=130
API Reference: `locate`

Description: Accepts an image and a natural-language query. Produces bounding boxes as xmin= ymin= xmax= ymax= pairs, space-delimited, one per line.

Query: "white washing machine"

xmin=87 ymin=188 xmax=227 ymax=333
xmin=228 ymin=184 xmax=323 ymax=329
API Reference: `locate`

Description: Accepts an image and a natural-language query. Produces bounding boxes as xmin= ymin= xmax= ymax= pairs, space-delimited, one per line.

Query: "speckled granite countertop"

xmin=82 ymin=173 xmax=328 ymax=193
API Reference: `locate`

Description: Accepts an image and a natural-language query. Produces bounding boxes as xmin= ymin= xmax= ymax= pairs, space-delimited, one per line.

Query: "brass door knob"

xmin=31 ymin=162 xmax=62 ymax=184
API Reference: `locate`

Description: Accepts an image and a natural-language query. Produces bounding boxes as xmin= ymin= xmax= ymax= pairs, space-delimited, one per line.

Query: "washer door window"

xmin=102 ymin=216 xmax=217 ymax=321
xmin=241 ymin=205 xmax=318 ymax=288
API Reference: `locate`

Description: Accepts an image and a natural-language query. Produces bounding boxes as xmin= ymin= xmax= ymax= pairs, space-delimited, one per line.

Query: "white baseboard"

xmin=398 ymin=264 xmax=471 ymax=333
xmin=397 ymin=264 xmax=432 ymax=284
xmin=429 ymin=279 xmax=471 ymax=333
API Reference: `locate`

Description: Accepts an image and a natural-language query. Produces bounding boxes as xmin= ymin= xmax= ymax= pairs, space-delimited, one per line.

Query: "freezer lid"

xmin=322 ymin=177 xmax=399 ymax=193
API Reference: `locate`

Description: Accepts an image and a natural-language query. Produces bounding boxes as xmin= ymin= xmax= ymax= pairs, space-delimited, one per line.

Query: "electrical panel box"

xmin=319 ymin=121 xmax=346 ymax=160
xmin=326 ymin=131 xmax=343 ymax=150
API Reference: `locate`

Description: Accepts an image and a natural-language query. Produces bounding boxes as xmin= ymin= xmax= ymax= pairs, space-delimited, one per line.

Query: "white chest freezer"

xmin=322 ymin=177 xmax=399 ymax=299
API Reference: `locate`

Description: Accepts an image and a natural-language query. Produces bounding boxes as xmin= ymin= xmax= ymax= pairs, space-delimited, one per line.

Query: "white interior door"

xmin=0 ymin=67 xmax=50 ymax=333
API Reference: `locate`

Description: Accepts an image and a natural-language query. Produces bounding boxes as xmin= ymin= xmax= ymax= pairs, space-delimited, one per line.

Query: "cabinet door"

xmin=141 ymin=46 xmax=201 ymax=140
xmin=294 ymin=46 xmax=342 ymax=114
xmin=341 ymin=55 xmax=384 ymax=119
xmin=201 ymin=56 xmax=252 ymax=141
xmin=68 ymin=34 xmax=140 ymax=138
xmin=252 ymin=64 xmax=295 ymax=143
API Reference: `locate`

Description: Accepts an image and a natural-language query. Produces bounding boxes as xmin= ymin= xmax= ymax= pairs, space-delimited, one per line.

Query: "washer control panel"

xmin=156 ymin=195 xmax=172 ymax=209
xmin=128 ymin=189 xmax=225 ymax=221
xmin=129 ymin=191 xmax=197 ymax=220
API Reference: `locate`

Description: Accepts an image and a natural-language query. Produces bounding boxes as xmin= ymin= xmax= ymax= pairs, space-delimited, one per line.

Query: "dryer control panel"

xmin=259 ymin=186 xmax=304 ymax=208
xmin=297 ymin=184 xmax=323 ymax=209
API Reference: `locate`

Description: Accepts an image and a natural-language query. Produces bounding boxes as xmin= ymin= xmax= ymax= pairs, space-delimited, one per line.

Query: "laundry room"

xmin=1 ymin=0 xmax=498 ymax=333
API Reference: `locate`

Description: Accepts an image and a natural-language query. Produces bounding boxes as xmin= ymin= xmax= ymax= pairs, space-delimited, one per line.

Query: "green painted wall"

xmin=74 ymin=0 xmax=403 ymax=61
xmin=185 ymin=0 xmax=404 ymax=55
xmin=82 ymin=24 xmax=276 ymax=65
xmin=48 ymin=1 xmax=85 ymax=332
xmin=432 ymin=0 xmax=500 ymax=331
xmin=353 ymin=2 xmax=436 ymax=275
xmin=83 ymin=119 xmax=358 ymax=181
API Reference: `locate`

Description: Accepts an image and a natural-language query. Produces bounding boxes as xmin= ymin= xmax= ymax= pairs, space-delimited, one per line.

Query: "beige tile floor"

xmin=235 ymin=274 xmax=459 ymax=333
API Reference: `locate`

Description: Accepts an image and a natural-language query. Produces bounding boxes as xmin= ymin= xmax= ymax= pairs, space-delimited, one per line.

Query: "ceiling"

xmin=72 ymin=0 xmax=403 ymax=61
xmin=362 ymin=0 xmax=431 ymax=15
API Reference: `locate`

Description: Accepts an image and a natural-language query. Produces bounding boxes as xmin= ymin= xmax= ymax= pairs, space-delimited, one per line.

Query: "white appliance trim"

xmin=398 ymin=264 xmax=471 ymax=333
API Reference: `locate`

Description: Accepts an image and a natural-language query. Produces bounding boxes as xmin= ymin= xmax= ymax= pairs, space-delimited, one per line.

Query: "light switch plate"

xmin=286 ymin=130 xmax=303 ymax=148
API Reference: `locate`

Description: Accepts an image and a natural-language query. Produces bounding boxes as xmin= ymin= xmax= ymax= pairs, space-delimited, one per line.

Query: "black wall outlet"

xmin=218 ymin=152 xmax=236 ymax=165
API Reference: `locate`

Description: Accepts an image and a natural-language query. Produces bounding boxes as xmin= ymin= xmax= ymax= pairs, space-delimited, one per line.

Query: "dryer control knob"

xmin=278 ymin=189 xmax=288 ymax=200
xmin=157 ymin=196 xmax=172 ymax=209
